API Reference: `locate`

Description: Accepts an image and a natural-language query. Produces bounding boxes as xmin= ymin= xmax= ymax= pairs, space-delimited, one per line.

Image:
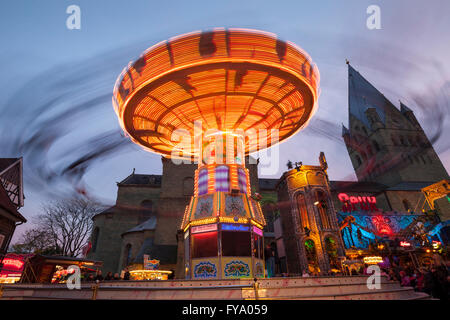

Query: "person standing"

xmin=264 ymin=244 xmax=275 ymax=278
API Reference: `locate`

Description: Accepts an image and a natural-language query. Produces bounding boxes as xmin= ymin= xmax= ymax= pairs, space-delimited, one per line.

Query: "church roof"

xmin=0 ymin=158 xmax=20 ymax=173
xmin=118 ymin=173 xmax=162 ymax=186
xmin=386 ymin=181 xmax=436 ymax=191
xmin=123 ymin=216 xmax=157 ymax=234
xmin=348 ymin=64 xmax=391 ymax=130
xmin=329 ymin=180 xmax=388 ymax=193
xmin=0 ymin=184 xmax=26 ymax=222
xmin=400 ymin=101 xmax=413 ymax=114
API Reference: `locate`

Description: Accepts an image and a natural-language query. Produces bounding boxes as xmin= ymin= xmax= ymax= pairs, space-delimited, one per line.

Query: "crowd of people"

xmin=381 ymin=258 xmax=449 ymax=300
xmin=80 ymin=269 xmax=131 ymax=282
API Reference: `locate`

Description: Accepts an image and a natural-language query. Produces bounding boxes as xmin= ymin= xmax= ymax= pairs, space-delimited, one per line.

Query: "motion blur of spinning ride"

xmin=113 ymin=28 xmax=320 ymax=279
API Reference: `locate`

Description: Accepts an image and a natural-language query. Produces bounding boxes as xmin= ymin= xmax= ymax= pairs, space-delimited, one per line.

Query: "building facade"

xmin=89 ymin=65 xmax=449 ymax=277
xmin=0 ymin=158 xmax=26 ymax=269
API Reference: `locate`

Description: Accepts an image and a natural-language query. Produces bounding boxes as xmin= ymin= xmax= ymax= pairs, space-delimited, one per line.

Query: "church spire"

xmin=400 ymin=101 xmax=413 ymax=113
xmin=348 ymin=63 xmax=390 ymax=130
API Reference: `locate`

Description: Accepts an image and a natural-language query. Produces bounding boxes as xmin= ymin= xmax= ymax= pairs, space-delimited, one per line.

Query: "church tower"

xmin=342 ymin=63 xmax=449 ymax=187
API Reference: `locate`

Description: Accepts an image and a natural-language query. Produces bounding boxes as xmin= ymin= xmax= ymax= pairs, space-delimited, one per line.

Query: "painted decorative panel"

xmin=254 ymin=260 xmax=265 ymax=278
xmin=193 ymin=261 xmax=218 ymax=279
xmin=194 ymin=195 xmax=214 ymax=219
xmin=225 ymin=195 xmax=247 ymax=217
xmin=222 ymin=258 xmax=251 ymax=278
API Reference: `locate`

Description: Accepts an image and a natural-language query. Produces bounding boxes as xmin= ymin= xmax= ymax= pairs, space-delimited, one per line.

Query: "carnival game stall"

xmin=17 ymin=254 xmax=102 ymax=284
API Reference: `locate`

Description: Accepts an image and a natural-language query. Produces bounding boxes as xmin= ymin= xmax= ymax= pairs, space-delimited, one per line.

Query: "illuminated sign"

xmin=221 ymin=224 xmax=249 ymax=232
xmin=400 ymin=241 xmax=411 ymax=247
xmin=191 ymin=224 xmax=217 ymax=234
xmin=252 ymin=226 xmax=263 ymax=236
xmin=432 ymin=241 xmax=441 ymax=249
xmin=2 ymin=259 xmax=24 ymax=269
xmin=363 ymin=256 xmax=383 ymax=265
xmin=338 ymin=193 xmax=378 ymax=212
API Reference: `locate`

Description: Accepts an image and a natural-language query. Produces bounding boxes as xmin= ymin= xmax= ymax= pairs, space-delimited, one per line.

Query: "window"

xmin=215 ymin=166 xmax=229 ymax=192
xmin=192 ymin=231 xmax=218 ymax=258
xmin=297 ymin=193 xmax=309 ymax=230
xmin=139 ymin=200 xmax=153 ymax=223
xmin=304 ymin=239 xmax=319 ymax=273
xmin=124 ymin=244 xmax=132 ymax=266
xmin=402 ymin=199 xmax=411 ymax=211
xmin=325 ymin=237 xmax=339 ymax=270
xmin=222 ymin=231 xmax=251 ymax=256
xmin=198 ymin=169 xmax=208 ymax=195
xmin=315 ymin=190 xmax=330 ymax=229
xmin=92 ymin=227 xmax=100 ymax=253
xmin=238 ymin=168 xmax=247 ymax=193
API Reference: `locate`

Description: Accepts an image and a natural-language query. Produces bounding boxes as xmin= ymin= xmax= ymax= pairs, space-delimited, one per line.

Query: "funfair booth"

xmin=113 ymin=28 xmax=319 ymax=279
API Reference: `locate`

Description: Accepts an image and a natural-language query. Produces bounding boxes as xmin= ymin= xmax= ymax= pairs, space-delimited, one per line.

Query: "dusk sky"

xmin=1 ymin=0 xmax=449 ymax=243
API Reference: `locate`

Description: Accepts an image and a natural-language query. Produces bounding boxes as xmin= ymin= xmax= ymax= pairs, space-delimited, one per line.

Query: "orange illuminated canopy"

xmin=113 ymin=28 xmax=320 ymax=158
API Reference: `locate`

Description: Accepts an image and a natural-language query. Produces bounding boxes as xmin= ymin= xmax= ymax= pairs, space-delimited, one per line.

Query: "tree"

xmin=11 ymin=228 xmax=58 ymax=254
xmin=35 ymin=198 xmax=103 ymax=257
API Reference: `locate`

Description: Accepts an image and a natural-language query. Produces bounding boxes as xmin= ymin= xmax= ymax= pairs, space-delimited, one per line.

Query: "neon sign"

xmin=400 ymin=241 xmax=411 ymax=247
xmin=252 ymin=226 xmax=263 ymax=236
xmin=363 ymin=256 xmax=383 ymax=264
xmin=338 ymin=193 xmax=378 ymax=212
xmin=191 ymin=224 xmax=217 ymax=234
xmin=221 ymin=224 xmax=249 ymax=232
xmin=2 ymin=259 xmax=24 ymax=269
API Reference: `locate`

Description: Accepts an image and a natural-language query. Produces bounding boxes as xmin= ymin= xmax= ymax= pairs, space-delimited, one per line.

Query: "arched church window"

xmin=296 ymin=193 xmax=309 ymax=230
xmin=92 ymin=227 xmax=99 ymax=253
xmin=402 ymin=199 xmax=411 ymax=212
xmin=315 ymin=190 xmax=330 ymax=229
xmin=124 ymin=244 xmax=132 ymax=266
xmin=198 ymin=169 xmax=208 ymax=195
xmin=215 ymin=166 xmax=229 ymax=192
xmin=139 ymin=200 xmax=153 ymax=223
xmin=325 ymin=237 xmax=339 ymax=270
xmin=304 ymin=239 xmax=319 ymax=274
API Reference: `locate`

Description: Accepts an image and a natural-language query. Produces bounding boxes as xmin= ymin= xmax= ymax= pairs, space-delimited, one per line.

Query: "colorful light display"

xmin=113 ymin=28 xmax=319 ymax=160
xmin=113 ymin=29 xmax=319 ymax=279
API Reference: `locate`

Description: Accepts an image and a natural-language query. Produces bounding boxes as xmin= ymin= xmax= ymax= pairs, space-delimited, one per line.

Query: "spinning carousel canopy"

xmin=113 ymin=28 xmax=320 ymax=159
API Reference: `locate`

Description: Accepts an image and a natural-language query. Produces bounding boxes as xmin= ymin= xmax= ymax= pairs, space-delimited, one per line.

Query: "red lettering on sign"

xmin=338 ymin=193 xmax=378 ymax=212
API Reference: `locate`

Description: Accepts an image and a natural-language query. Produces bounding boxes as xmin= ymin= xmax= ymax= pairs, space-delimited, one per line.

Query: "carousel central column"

xmin=180 ymin=132 xmax=266 ymax=280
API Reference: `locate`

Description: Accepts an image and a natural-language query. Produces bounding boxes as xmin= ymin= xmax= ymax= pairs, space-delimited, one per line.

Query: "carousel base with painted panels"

xmin=180 ymin=166 xmax=267 ymax=280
